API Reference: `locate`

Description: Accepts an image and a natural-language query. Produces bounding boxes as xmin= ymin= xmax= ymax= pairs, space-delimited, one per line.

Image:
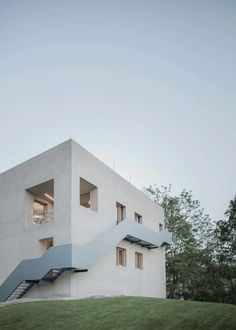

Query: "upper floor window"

xmin=116 ymin=202 xmax=126 ymax=224
xmin=159 ymin=223 xmax=163 ymax=232
xmin=26 ymin=180 xmax=54 ymax=226
xmin=80 ymin=178 xmax=98 ymax=212
xmin=135 ymin=252 xmax=143 ymax=269
xmin=134 ymin=212 xmax=142 ymax=224
xmin=116 ymin=247 xmax=127 ymax=267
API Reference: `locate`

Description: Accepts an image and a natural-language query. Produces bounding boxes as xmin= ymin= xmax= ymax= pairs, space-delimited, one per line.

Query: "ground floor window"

xmin=116 ymin=247 xmax=127 ymax=266
xmin=39 ymin=237 xmax=54 ymax=253
xmin=135 ymin=252 xmax=143 ymax=269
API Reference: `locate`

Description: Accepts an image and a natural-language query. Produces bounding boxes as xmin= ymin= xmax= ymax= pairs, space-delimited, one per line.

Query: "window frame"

xmin=116 ymin=202 xmax=126 ymax=224
xmin=116 ymin=247 xmax=127 ymax=267
xmin=134 ymin=212 xmax=142 ymax=224
xmin=135 ymin=252 xmax=143 ymax=270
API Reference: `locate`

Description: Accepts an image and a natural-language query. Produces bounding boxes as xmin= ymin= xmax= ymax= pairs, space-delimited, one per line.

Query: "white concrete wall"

xmin=0 ymin=140 xmax=72 ymax=297
xmin=24 ymin=272 xmax=72 ymax=299
xmin=0 ymin=139 xmax=166 ymax=299
xmin=71 ymin=242 xmax=166 ymax=298
xmin=70 ymin=140 xmax=166 ymax=298
xmin=71 ymin=141 xmax=164 ymax=245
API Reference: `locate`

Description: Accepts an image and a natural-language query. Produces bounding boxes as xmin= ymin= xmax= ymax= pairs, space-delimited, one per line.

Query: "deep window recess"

xmin=116 ymin=247 xmax=127 ymax=267
xmin=26 ymin=180 xmax=54 ymax=226
xmin=134 ymin=212 xmax=142 ymax=224
xmin=135 ymin=252 xmax=143 ymax=269
xmin=159 ymin=223 xmax=163 ymax=232
xmin=80 ymin=178 xmax=98 ymax=211
xmin=116 ymin=202 xmax=126 ymax=224
xmin=39 ymin=237 xmax=53 ymax=253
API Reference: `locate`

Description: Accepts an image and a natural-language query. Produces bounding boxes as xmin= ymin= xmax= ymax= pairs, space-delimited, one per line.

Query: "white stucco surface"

xmin=0 ymin=139 xmax=167 ymax=299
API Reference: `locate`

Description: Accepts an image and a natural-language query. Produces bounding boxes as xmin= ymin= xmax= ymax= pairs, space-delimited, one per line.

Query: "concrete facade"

xmin=0 ymin=139 xmax=171 ymax=301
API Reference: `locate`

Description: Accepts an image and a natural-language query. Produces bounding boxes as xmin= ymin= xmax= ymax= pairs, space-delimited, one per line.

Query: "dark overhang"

xmin=124 ymin=235 xmax=158 ymax=249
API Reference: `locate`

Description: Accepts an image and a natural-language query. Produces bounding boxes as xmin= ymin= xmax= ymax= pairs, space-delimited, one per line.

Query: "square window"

xmin=80 ymin=178 xmax=98 ymax=211
xmin=116 ymin=247 xmax=127 ymax=267
xmin=134 ymin=212 xmax=142 ymax=224
xmin=26 ymin=180 xmax=54 ymax=226
xmin=135 ymin=252 xmax=143 ymax=269
xmin=39 ymin=237 xmax=53 ymax=254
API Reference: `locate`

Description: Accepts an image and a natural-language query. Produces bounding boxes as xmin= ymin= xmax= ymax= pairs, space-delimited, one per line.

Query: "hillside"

xmin=0 ymin=297 xmax=235 ymax=330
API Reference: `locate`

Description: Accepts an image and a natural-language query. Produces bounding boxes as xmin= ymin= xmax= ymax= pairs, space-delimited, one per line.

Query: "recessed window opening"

xmin=116 ymin=247 xmax=127 ymax=267
xmin=26 ymin=180 xmax=54 ymax=225
xmin=134 ymin=212 xmax=142 ymax=224
xmin=135 ymin=252 xmax=143 ymax=269
xmin=159 ymin=223 xmax=163 ymax=232
xmin=116 ymin=202 xmax=126 ymax=224
xmin=39 ymin=237 xmax=53 ymax=254
xmin=80 ymin=178 xmax=98 ymax=211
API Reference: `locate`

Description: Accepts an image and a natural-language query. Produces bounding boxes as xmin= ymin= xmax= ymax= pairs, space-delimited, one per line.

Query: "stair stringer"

xmin=0 ymin=244 xmax=73 ymax=302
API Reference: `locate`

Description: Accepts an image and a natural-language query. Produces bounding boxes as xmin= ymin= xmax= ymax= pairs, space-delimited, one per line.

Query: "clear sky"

xmin=0 ymin=0 xmax=235 ymax=221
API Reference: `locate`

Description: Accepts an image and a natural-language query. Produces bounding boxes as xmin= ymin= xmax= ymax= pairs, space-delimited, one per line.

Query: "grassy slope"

xmin=0 ymin=297 xmax=235 ymax=330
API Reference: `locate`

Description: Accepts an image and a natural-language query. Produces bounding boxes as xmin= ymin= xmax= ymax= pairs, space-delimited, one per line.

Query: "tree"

xmin=145 ymin=185 xmax=216 ymax=301
xmin=214 ymin=196 xmax=236 ymax=304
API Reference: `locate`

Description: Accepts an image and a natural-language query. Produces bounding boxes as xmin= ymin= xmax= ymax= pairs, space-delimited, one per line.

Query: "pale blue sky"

xmin=0 ymin=0 xmax=235 ymax=221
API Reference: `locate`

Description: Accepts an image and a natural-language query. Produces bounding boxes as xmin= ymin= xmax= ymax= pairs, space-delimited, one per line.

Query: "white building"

xmin=0 ymin=139 xmax=171 ymax=302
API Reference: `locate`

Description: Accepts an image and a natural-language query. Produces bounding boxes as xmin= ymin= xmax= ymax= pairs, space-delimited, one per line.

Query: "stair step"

xmin=5 ymin=268 xmax=67 ymax=301
xmin=6 ymin=281 xmax=36 ymax=301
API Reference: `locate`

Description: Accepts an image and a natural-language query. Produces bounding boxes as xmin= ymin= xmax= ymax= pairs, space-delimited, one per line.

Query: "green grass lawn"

xmin=0 ymin=297 xmax=235 ymax=330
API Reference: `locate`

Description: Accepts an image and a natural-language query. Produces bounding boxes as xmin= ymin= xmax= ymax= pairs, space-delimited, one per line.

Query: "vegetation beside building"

xmin=146 ymin=186 xmax=236 ymax=305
